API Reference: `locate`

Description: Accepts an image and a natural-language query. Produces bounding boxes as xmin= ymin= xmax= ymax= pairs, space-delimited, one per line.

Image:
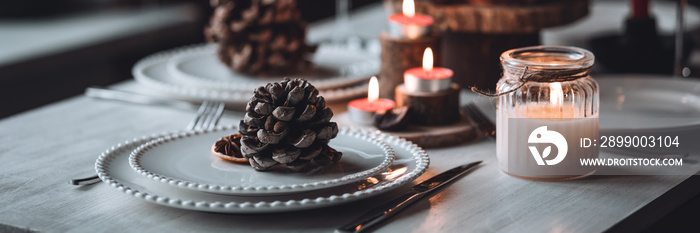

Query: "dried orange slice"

xmin=211 ymin=134 xmax=249 ymax=163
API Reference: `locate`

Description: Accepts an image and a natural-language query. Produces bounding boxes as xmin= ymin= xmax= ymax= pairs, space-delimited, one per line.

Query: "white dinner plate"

xmin=96 ymin=127 xmax=429 ymax=213
xmin=166 ymin=44 xmax=377 ymax=91
xmin=596 ymin=75 xmax=700 ymax=130
xmin=462 ymin=75 xmax=700 ymax=131
xmin=132 ymin=46 xmax=368 ymax=107
xmin=128 ymin=126 xmax=395 ymax=196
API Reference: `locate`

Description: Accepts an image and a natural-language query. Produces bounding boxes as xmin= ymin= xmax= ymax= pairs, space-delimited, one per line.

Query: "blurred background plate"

xmin=166 ymin=43 xmax=378 ymax=91
xmin=132 ymin=46 xmax=369 ymax=109
xmin=462 ymin=75 xmax=700 ymax=131
xmin=597 ymin=75 xmax=700 ymax=131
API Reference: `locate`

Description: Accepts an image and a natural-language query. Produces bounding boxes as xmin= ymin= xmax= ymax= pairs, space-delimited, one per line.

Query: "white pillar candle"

xmin=497 ymin=104 xmax=599 ymax=180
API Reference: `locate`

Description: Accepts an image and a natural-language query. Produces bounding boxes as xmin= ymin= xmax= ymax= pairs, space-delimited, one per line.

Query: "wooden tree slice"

xmin=395 ymin=83 xmax=460 ymax=126
xmin=385 ymin=0 xmax=589 ymax=34
xmin=379 ymin=32 xmax=441 ymax=99
xmin=459 ymin=0 xmax=551 ymax=5
xmin=335 ymin=112 xmax=477 ymax=148
xmin=387 ymin=117 xmax=477 ymax=148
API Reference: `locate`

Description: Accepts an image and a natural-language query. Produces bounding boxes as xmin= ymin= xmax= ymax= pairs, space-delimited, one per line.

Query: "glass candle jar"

xmin=496 ymin=46 xmax=599 ymax=180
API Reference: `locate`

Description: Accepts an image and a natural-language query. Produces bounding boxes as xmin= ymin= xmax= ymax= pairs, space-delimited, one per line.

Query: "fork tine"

xmin=187 ymin=101 xmax=210 ymax=130
xmin=195 ymin=101 xmax=216 ymax=130
xmin=206 ymin=102 xmax=225 ymax=130
xmin=196 ymin=102 xmax=225 ymax=130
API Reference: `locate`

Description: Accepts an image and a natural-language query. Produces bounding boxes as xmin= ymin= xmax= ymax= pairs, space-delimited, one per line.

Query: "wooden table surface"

xmin=2 ymin=1 xmax=700 ymax=232
xmin=0 ymin=80 xmax=698 ymax=232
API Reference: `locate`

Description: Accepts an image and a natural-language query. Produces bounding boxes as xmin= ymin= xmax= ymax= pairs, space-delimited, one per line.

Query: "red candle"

xmin=388 ymin=0 xmax=434 ymax=39
xmin=631 ymin=0 xmax=650 ymax=19
xmin=404 ymin=47 xmax=453 ymax=93
xmin=348 ymin=76 xmax=396 ymax=124
xmin=348 ymin=99 xmax=396 ymax=112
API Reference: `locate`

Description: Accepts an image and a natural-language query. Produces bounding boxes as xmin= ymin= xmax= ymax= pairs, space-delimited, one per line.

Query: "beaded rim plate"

xmin=132 ymin=45 xmax=368 ymax=106
xmin=128 ymin=126 xmax=395 ymax=196
xmin=95 ymin=127 xmax=430 ymax=213
xmin=165 ymin=43 xmax=377 ymax=91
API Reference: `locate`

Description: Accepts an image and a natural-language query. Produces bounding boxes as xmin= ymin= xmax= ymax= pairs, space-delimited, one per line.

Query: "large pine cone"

xmin=239 ymin=78 xmax=341 ymax=171
xmin=205 ymin=0 xmax=316 ymax=74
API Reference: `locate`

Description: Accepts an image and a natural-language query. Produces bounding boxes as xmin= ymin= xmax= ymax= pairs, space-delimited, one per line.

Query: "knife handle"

xmin=336 ymin=191 xmax=425 ymax=233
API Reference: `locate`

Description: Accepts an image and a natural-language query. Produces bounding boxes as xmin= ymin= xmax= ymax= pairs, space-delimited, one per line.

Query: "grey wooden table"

xmin=2 ymin=2 xmax=700 ymax=232
xmin=1 ymin=81 xmax=699 ymax=233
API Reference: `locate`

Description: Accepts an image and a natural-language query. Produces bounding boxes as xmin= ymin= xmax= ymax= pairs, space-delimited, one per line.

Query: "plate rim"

xmin=463 ymin=75 xmax=700 ymax=131
xmin=132 ymin=44 xmax=369 ymax=105
xmin=127 ymin=126 xmax=396 ymax=195
xmin=95 ymin=126 xmax=430 ymax=213
xmin=165 ymin=43 xmax=374 ymax=91
xmin=597 ymin=75 xmax=700 ymax=131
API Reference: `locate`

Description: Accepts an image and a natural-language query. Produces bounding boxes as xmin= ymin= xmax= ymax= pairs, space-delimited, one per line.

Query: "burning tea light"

xmin=388 ymin=0 xmax=433 ymax=39
xmin=404 ymin=47 xmax=453 ymax=93
xmin=348 ymin=76 xmax=396 ymax=124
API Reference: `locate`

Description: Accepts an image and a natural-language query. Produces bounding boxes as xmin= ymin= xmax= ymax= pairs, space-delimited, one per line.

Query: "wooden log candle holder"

xmin=384 ymin=0 xmax=589 ymax=89
xmin=379 ymin=32 xmax=440 ymax=99
xmin=395 ymin=83 xmax=460 ymax=125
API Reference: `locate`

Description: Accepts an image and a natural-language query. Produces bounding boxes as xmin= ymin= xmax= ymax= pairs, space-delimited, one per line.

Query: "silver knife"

xmin=336 ymin=161 xmax=482 ymax=233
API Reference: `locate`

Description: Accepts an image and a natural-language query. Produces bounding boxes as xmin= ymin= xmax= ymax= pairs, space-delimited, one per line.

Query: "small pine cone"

xmin=239 ymin=78 xmax=341 ymax=171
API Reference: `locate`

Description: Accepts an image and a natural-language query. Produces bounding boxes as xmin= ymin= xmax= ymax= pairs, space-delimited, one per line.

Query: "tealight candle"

xmin=404 ymin=47 xmax=453 ymax=93
xmin=388 ymin=0 xmax=434 ymax=39
xmin=348 ymin=76 xmax=396 ymax=124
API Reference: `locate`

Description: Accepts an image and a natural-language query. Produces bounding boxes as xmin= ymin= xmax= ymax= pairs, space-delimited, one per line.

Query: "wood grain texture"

xmin=0 ymin=81 xmax=697 ymax=232
xmin=386 ymin=117 xmax=476 ymax=148
xmin=338 ymin=112 xmax=477 ymax=148
xmin=441 ymin=32 xmax=540 ymax=90
xmin=385 ymin=0 xmax=590 ymax=33
xmin=458 ymin=0 xmax=551 ymax=5
xmin=379 ymin=32 xmax=441 ymax=99
xmin=395 ymin=83 xmax=460 ymax=125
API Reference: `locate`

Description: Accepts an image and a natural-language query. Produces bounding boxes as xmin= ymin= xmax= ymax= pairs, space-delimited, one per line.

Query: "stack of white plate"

xmin=132 ymin=43 xmax=379 ymax=109
xmin=95 ymin=126 xmax=430 ymax=213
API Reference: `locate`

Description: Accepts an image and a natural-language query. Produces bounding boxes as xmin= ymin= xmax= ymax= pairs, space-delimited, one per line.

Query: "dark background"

xmin=0 ymin=0 xmax=379 ymax=119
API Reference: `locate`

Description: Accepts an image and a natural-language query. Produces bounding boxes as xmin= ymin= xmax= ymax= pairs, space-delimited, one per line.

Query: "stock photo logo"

xmin=528 ymin=126 xmax=568 ymax=166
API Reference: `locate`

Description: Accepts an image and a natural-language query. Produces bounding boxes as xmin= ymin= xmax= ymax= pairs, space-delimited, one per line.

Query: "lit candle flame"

xmin=422 ymin=47 xmax=433 ymax=71
xmin=403 ymin=0 xmax=415 ymax=17
xmin=550 ymin=82 xmax=563 ymax=106
xmin=368 ymin=76 xmax=379 ymax=103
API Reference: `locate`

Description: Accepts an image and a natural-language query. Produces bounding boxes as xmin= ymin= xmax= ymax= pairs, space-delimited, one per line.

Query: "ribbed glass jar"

xmin=496 ymin=46 xmax=599 ymax=180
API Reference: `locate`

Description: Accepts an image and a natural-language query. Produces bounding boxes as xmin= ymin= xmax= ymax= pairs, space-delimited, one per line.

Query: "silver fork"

xmin=69 ymin=101 xmax=226 ymax=185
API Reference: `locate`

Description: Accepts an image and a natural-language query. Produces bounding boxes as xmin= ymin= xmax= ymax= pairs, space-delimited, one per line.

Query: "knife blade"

xmin=336 ymin=161 xmax=482 ymax=233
